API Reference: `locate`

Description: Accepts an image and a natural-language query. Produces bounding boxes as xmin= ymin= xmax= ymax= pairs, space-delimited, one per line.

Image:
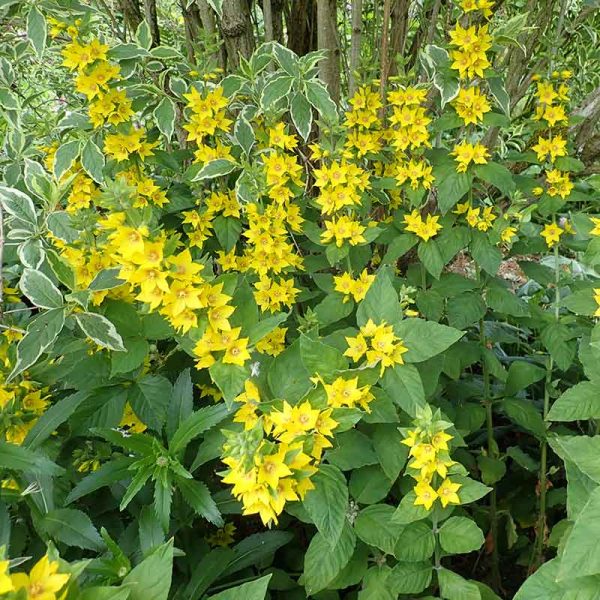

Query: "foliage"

xmin=1 ymin=1 xmax=600 ymax=599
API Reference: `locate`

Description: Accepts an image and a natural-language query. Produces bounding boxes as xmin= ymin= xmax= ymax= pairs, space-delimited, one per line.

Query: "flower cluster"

xmin=344 ymin=319 xmax=408 ymax=375
xmin=333 ymin=269 xmax=375 ymax=303
xmin=453 ymin=86 xmax=491 ymax=126
xmin=451 ymin=140 xmax=489 ymax=173
xmin=403 ymin=209 xmax=442 ymax=241
xmin=221 ymin=381 xmax=339 ymax=525
xmin=401 ymin=410 xmax=462 ymax=510
xmin=184 ymin=86 xmax=233 ymax=163
xmin=449 ymin=23 xmax=492 ymax=80
xmin=454 ymin=202 xmax=497 ymax=232
xmin=322 ymin=376 xmax=374 ymax=411
xmin=1 ymin=333 xmax=51 ymax=444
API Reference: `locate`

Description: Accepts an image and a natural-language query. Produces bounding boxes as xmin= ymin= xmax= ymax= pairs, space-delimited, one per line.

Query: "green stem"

xmin=432 ymin=512 xmax=442 ymax=583
xmin=533 ymin=244 xmax=560 ymax=568
xmin=480 ymin=316 xmax=501 ymax=590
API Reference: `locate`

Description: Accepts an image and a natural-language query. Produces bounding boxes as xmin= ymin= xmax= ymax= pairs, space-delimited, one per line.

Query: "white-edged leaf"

xmin=20 ymin=268 xmax=63 ymax=308
xmin=74 ymin=312 xmax=126 ymax=351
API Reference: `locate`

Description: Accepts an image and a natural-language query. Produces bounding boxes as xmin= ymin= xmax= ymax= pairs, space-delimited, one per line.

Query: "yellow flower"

xmin=532 ymin=135 xmax=567 ymax=163
xmin=403 ymin=209 xmax=442 ymax=241
xmin=120 ymin=403 xmax=147 ymax=433
xmin=0 ymin=559 xmax=13 ymax=595
xmin=320 ymin=216 xmax=367 ymax=247
xmin=541 ymin=223 xmax=563 ymax=248
xmin=414 ymin=480 xmax=438 ymax=510
xmin=452 ymin=141 xmax=489 ymax=173
xmin=589 ymin=217 xmax=600 ymax=236
xmin=437 ymin=478 xmax=462 ymax=507
xmin=255 ymin=327 xmax=287 ymax=356
xmin=501 ymin=226 xmax=517 ymax=243
xmin=454 ymin=86 xmax=491 ymax=125
xmin=11 ymin=554 xmax=70 ymax=600
xmin=344 ymin=333 xmax=369 ymax=362
xmin=594 ymin=289 xmax=600 ymax=317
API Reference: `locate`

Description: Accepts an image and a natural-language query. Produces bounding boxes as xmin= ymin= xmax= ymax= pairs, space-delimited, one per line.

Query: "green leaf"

xmin=213 ymin=215 xmax=242 ymax=251
xmin=391 ymin=491 xmax=430 ymax=524
xmin=474 ymin=162 xmax=516 ymax=197
xmin=233 ymin=114 xmax=255 ymax=155
xmin=418 ymin=238 xmax=445 ymax=279
xmin=477 ymin=454 xmax=506 ymax=485
xmin=0 ymin=87 xmax=19 ymax=110
xmin=372 ymin=424 xmax=408 ymax=481
xmin=438 ymin=568 xmax=481 ymax=600
xmin=166 ymin=368 xmax=193 ymax=440
xmin=382 ymin=234 xmax=418 ymax=264
xmin=388 ymin=561 xmax=433 ymax=595
xmin=354 ymin=504 xmax=403 ymax=555
xmin=24 ymin=391 xmax=88 ymax=449
xmin=0 ymin=185 xmax=37 ymax=224
xmin=169 ymin=403 xmax=231 ymax=456
xmin=541 ymin=323 xmax=576 ymax=371
xmin=349 ymin=465 xmax=393 ymax=504
xmin=207 ymin=574 xmax=272 ymax=600
xmin=435 ymin=163 xmax=471 ymax=213
xmin=305 ymin=80 xmax=338 ymax=122
xmin=18 ymin=238 xmax=44 ymax=269
xmin=549 ymin=435 xmax=600 ymax=484
xmin=501 ymin=398 xmax=546 ymax=439
xmin=65 ymin=457 xmax=134 ymax=504
xmin=290 ymin=92 xmax=312 ymax=141
xmin=20 ymin=268 xmax=63 ymax=308
xmin=27 ymin=6 xmax=47 ymax=56
xmin=223 ymin=531 xmax=293 ymax=577
xmin=0 ymin=440 xmax=62 ymax=475
xmin=381 ymin=363 xmax=426 ymax=417
xmin=193 ymin=159 xmax=238 ymax=181
xmin=439 ymin=517 xmax=485 ymax=554
xmin=209 ymin=361 xmax=248 ymax=406
xmin=326 ymin=429 xmax=378 ymax=471
xmin=184 ymin=547 xmax=234 ymax=600
xmin=8 ymin=308 xmax=65 ymax=381
xmin=110 ymin=337 xmax=148 ymax=376
xmin=154 ymin=96 xmax=176 ymax=141
xmin=299 ymin=334 xmax=347 ymax=379
xmin=487 ymin=77 xmax=510 ymax=117
xmin=453 ymin=476 xmax=492 ymax=504
xmin=53 ymin=139 xmax=80 ymax=180
xmin=558 ymin=486 xmax=600 ymax=581
xmin=356 ymin=268 xmax=402 ymax=327
xmin=394 ymin=520 xmax=435 ymax=562
xmin=260 ymin=73 xmax=294 ymax=110
xmin=128 ymin=375 xmax=172 ymax=431
xmin=267 ymin=339 xmax=310 ymax=402
xmin=139 ymin=505 xmax=164 ymax=555
xmin=177 ymin=477 xmax=223 ymax=526
xmin=122 ymin=540 xmax=174 ymax=600
xmin=74 ymin=312 xmax=126 ymax=351
xmin=81 ymin=138 xmax=105 ymax=183
xmin=563 ymin=288 xmax=599 ymax=316
xmin=314 ymin=293 xmax=354 ymax=327
xmin=303 ymin=522 xmax=356 ymax=595
xmin=42 ymin=508 xmax=105 ymax=551
xmin=303 ymin=464 xmax=348 ymax=546
xmin=547 ymin=380 xmax=600 ymax=422
xmin=47 ymin=211 xmax=79 ymax=243
xmin=471 ymin=231 xmax=502 ymax=275
xmin=395 ymin=318 xmax=463 ymax=362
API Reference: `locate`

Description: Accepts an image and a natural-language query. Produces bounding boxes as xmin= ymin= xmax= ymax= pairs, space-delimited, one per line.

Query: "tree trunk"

xmin=143 ymin=0 xmax=160 ymax=46
xmin=263 ymin=0 xmax=274 ymax=41
xmin=179 ymin=0 xmax=203 ymax=62
xmin=389 ymin=0 xmax=410 ymax=76
xmin=271 ymin=0 xmax=285 ymax=43
xmin=287 ymin=0 xmax=317 ymax=56
xmin=379 ymin=0 xmax=392 ymax=101
xmin=349 ymin=0 xmax=362 ymax=95
xmin=196 ymin=0 xmax=226 ymax=70
xmin=317 ymin=0 xmax=340 ymax=102
xmin=117 ymin=0 xmax=143 ymax=36
xmin=221 ymin=0 xmax=256 ymax=70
